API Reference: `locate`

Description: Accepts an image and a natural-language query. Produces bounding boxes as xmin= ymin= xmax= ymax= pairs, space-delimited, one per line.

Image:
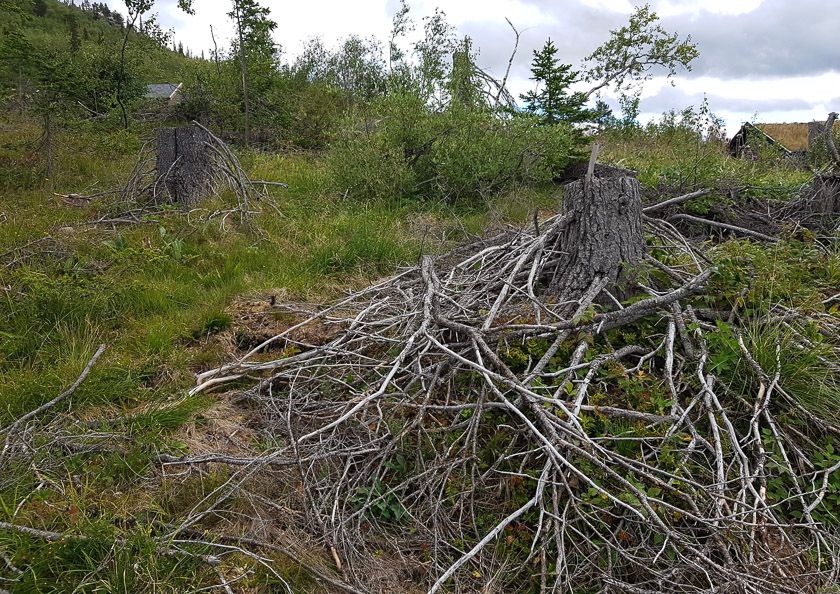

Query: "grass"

xmin=2 ymin=109 xmax=839 ymax=591
xmin=0 ymin=112 xmax=558 ymax=591
xmin=600 ymin=126 xmax=812 ymax=204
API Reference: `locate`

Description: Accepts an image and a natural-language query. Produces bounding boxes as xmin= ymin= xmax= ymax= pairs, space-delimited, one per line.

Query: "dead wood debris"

xmin=84 ymin=122 xmax=284 ymax=228
xmin=180 ymin=198 xmax=840 ymax=593
xmin=4 ymin=164 xmax=840 ymax=592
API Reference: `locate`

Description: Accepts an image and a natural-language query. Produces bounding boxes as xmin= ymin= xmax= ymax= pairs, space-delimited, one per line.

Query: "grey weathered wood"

xmin=551 ymin=175 xmax=645 ymax=299
xmin=809 ymin=175 xmax=840 ymax=224
xmin=824 ymin=112 xmax=840 ymax=166
xmin=808 ymin=121 xmax=825 ymax=150
xmin=155 ymin=126 xmax=212 ymax=207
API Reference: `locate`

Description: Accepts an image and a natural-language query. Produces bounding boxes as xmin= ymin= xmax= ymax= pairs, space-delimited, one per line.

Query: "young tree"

xmin=328 ymin=35 xmax=386 ymax=108
xmin=1 ymin=32 xmax=84 ymax=175
xmin=387 ymin=0 xmax=413 ymax=88
xmin=229 ymin=0 xmax=277 ymax=146
xmin=447 ymin=36 xmax=481 ymax=110
xmin=116 ymin=0 xmax=153 ymax=128
xmin=584 ymin=4 xmax=698 ymax=100
xmin=520 ymin=39 xmax=591 ymax=125
xmin=116 ymin=0 xmax=192 ymax=128
xmin=66 ymin=13 xmax=81 ymax=53
xmin=618 ymin=92 xmax=641 ymax=129
xmin=592 ymin=99 xmax=618 ymax=129
xmin=1 ymin=25 xmax=34 ymax=113
xmin=412 ymin=8 xmax=456 ymax=107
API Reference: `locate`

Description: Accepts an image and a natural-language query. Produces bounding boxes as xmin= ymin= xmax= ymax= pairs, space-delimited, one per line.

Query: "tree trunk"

xmin=550 ymin=175 xmax=645 ymax=300
xmin=234 ymin=5 xmax=250 ymax=148
xmin=155 ymin=126 xmax=212 ymax=208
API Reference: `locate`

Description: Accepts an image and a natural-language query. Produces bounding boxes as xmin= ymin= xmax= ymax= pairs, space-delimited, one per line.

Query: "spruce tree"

xmin=521 ymin=39 xmax=592 ymax=125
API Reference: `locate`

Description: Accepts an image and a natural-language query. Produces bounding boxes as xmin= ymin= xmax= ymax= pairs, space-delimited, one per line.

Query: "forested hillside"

xmin=1 ymin=1 xmax=840 ymax=593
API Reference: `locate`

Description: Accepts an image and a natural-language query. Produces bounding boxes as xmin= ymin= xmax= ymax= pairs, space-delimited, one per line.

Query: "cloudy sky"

xmin=104 ymin=0 xmax=839 ymax=134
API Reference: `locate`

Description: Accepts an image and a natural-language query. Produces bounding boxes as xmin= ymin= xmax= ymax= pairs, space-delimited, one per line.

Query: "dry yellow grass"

xmin=757 ymin=122 xmax=840 ymax=151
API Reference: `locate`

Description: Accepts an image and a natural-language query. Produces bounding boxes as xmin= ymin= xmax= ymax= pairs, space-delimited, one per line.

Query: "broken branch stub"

xmin=550 ymin=174 xmax=645 ymax=299
xmin=155 ymin=126 xmax=212 ymax=207
xmin=825 ymin=112 xmax=840 ymax=167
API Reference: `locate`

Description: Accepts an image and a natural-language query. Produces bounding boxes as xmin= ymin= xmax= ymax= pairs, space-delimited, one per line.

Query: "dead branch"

xmin=0 ymin=345 xmax=106 ymax=440
xmin=667 ymin=213 xmax=779 ymax=242
xmin=643 ymin=188 xmax=711 ymax=214
xmin=183 ymin=186 xmax=838 ymax=593
xmin=494 ymin=18 xmax=521 ymax=109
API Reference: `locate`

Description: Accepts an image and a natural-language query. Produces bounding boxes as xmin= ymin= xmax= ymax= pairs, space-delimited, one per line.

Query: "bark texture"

xmin=155 ymin=126 xmax=211 ymax=207
xmin=825 ymin=112 xmax=840 ymax=166
xmin=809 ymin=175 xmax=840 ymax=227
xmin=550 ymin=175 xmax=645 ymax=299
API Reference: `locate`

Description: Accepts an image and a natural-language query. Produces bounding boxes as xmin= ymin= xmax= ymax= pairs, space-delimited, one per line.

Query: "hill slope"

xmin=1 ymin=0 xmax=199 ymax=99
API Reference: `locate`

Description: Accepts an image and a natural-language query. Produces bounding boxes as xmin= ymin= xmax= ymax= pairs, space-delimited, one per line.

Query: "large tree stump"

xmin=550 ymin=175 xmax=645 ymax=300
xmin=807 ymin=174 xmax=840 ymax=228
xmin=155 ymin=126 xmax=212 ymax=207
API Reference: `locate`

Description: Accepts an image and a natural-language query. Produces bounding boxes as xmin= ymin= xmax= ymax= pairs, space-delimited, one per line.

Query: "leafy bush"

xmin=328 ymin=117 xmax=417 ymax=205
xmin=329 ymin=94 xmax=575 ymax=204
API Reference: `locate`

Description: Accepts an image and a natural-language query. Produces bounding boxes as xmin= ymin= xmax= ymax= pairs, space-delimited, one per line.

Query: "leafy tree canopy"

xmin=584 ymin=4 xmax=698 ymax=99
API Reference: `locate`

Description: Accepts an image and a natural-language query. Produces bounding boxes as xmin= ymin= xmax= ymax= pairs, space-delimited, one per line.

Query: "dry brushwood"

xmin=185 ymin=172 xmax=840 ymax=593
xmin=0 ymin=345 xmax=106 ymax=472
xmin=92 ymin=122 xmax=283 ymax=227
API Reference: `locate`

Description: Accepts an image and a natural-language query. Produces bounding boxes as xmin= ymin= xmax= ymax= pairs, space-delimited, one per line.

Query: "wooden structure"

xmin=728 ymin=122 xmax=793 ymax=158
xmin=729 ymin=120 xmax=840 ymax=160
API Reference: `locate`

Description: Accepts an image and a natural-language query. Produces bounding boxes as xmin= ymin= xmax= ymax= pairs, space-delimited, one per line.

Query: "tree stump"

xmin=550 ymin=175 xmax=645 ymax=300
xmin=155 ymin=126 xmax=212 ymax=207
xmin=808 ymin=121 xmax=825 ymax=151
xmin=808 ymin=174 xmax=840 ymax=228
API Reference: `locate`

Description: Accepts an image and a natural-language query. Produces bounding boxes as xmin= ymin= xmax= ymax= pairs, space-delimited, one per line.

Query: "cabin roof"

xmin=754 ymin=123 xmax=811 ymax=151
xmin=144 ymin=83 xmax=182 ymax=100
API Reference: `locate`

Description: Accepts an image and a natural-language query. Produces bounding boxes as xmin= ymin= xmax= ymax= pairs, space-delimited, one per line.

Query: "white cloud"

xmin=577 ymin=0 xmax=765 ymax=17
xmin=577 ymin=0 xmax=634 ymax=13
xmin=655 ymin=0 xmax=765 ymax=17
xmin=412 ymin=0 xmax=555 ymax=27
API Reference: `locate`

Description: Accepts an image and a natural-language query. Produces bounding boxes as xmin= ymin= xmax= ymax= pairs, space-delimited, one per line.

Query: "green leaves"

xmin=584 ymin=4 xmax=698 ymax=97
xmin=705 ymin=320 xmax=740 ymax=374
xmin=352 ymin=479 xmax=408 ymax=524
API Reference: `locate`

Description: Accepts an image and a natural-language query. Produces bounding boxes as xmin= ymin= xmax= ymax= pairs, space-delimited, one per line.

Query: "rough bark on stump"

xmin=550 ymin=175 xmax=645 ymax=300
xmin=155 ymin=126 xmax=211 ymax=207
xmin=808 ymin=175 xmax=840 ymax=227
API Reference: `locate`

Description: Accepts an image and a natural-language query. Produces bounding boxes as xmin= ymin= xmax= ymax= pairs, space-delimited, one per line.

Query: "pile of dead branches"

xmin=82 ymin=122 xmax=282 ymax=227
xmin=186 ymin=180 xmax=840 ymax=593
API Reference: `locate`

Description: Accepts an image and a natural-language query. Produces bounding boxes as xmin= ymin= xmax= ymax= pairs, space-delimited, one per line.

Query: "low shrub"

xmin=329 ymin=93 xmax=576 ymax=204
